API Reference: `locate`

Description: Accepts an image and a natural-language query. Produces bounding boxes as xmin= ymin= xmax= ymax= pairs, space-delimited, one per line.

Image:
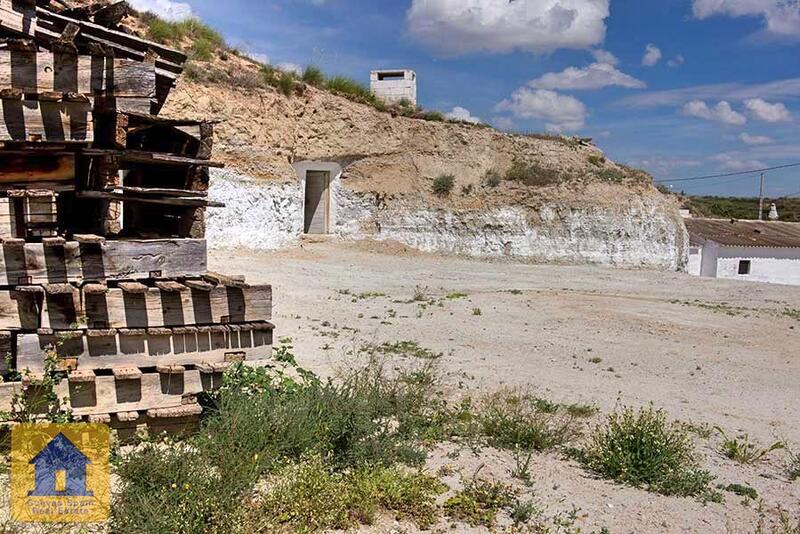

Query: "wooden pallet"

xmin=15 ymin=322 xmax=274 ymax=373
xmin=0 ymin=238 xmax=207 ymax=285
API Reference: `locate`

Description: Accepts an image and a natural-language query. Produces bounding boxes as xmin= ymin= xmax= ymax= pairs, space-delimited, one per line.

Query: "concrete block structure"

xmin=370 ymin=70 xmax=417 ymax=106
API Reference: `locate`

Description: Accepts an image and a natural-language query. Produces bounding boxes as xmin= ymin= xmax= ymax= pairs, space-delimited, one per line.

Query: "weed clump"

xmin=432 ymin=174 xmax=456 ymax=196
xmin=479 ymin=391 xmax=580 ymax=452
xmin=504 ymin=160 xmax=563 ymax=187
xmin=259 ymin=455 xmax=446 ymax=531
xmin=369 ymin=340 xmax=442 ymax=360
xmin=716 ymin=428 xmax=784 ymax=464
xmin=444 ymin=478 xmax=517 ymax=528
xmin=302 ymin=65 xmax=325 ymax=87
xmin=579 ymin=406 xmax=716 ymax=498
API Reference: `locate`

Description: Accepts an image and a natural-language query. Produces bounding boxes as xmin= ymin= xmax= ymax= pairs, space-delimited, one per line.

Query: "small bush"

xmin=595 ymin=168 xmax=628 ymax=183
xmin=588 ymin=155 xmax=606 ymax=167
xmin=580 ymin=406 xmax=715 ymax=498
xmin=444 ymin=478 xmax=517 ymax=527
xmin=483 ymin=169 xmax=502 ymax=188
xmin=504 ymin=160 xmax=562 ymax=187
xmin=302 ymin=65 xmax=326 ymax=87
xmin=432 ymin=174 xmax=456 ymax=196
xmin=479 ymin=390 xmax=580 ymax=452
xmin=418 ymin=110 xmax=445 ymax=122
xmin=716 ymin=428 xmax=784 ymax=464
xmin=472 ymin=307 xmax=482 ymax=316
xmin=277 ymin=71 xmax=296 ymax=97
xmin=326 ymin=75 xmax=374 ymax=102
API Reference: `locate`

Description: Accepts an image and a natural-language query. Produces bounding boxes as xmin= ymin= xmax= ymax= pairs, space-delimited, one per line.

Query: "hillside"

xmin=81 ymin=4 xmax=689 ymax=270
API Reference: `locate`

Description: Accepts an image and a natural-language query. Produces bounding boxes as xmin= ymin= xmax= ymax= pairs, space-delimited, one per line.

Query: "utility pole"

xmin=758 ymin=172 xmax=765 ymax=220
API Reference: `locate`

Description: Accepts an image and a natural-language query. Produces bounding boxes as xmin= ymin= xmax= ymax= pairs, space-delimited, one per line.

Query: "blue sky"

xmin=134 ymin=0 xmax=800 ymax=197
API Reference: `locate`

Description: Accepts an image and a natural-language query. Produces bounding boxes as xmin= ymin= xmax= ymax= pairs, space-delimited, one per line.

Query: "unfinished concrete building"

xmin=0 ymin=1 xmax=273 ymax=435
xmin=369 ymin=69 xmax=416 ymax=106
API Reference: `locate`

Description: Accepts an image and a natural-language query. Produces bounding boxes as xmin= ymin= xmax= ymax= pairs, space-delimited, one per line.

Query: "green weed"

xmin=444 ymin=477 xmax=517 ymax=527
xmin=716 ymin=428 xmax=784 ymax=464
xmin=432 ymin=174 xmax=456 ymax=196
xmin=580 ymin=406 xmax=716 ymax=498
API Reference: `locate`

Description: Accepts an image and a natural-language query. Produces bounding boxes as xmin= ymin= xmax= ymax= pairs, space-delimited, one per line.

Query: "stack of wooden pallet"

xmin=0 ymin=1 xmax=273 ymax=435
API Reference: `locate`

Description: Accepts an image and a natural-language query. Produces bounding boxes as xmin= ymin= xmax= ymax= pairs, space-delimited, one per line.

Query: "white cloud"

xmin=495 ymin=88 xmax=587 ymax=132
xmin=682 ymin=100 xmax=747 ymax=125
xmin=406 ymin=0 xmax=610 ymax=55
xmin=712 ymin=153 xmax=766 ymax=171
xmin=591 ymin=48 xmax=619 ymax=65
xmin=529 ymin=62 xmax=645 ymax=90
xmin=616 ymin=77 xmax=800 ymax=108
xmin=128 ymin=0 xmax=193 ymax=21
xmin=743 ymin=98 xmax=792 ymax=122
xmin=692 ymin=0 xmax=800 ymax=38
xmin=277 ymin=62 xmax=303 ymax=75
xmin=739 ymin=132 xmax=775 ymax=145
xmin=491 ymin=117 xmax=517 ymax=131
xmin=642 ymin=43 xmax=662 ymax=66
xmin=445 ymin=106 xmax=482 ymax=124
xmin=667 ymin=54 xmax=685 ymax=68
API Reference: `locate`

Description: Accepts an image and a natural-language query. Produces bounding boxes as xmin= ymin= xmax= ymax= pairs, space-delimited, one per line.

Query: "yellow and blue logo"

xmin=11 ymin=423 xmax=110 ymax=523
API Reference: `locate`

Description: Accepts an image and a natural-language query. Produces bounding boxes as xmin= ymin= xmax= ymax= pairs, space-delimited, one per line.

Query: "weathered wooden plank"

xmin=0 ymin=153 xmax=74 ymax=184
xmin=0 ymin=98 xmax=93 ymax=142
xmin=16 ymin=325 xmax=273 ymax=373
xmin=82 ymin=285 xmax=273 ymax=329
xmin=81 ymin=149 xmax=224 ymax=168
xmin=118 ymin=186 xmax=207 ymax=198
xmin=77 ymin=190 xmax=224 ymax=208
xmin=57 ymin=370 xmax=205 ymax=417
xmin=0 ymin=238 xmax=207 ymax=285
xmin=0 ymin=0 xmax=36 ymax=37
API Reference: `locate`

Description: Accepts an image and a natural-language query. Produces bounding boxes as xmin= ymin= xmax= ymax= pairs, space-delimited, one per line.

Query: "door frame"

xmin=292 ymin=161 xmax=343 ymax=236
xmin=304 ymin=170 xmax=330 ymax=234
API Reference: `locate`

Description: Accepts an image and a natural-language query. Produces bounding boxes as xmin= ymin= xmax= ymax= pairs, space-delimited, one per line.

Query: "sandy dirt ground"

xmin=210 ymin=239 xmax=800 ymax=533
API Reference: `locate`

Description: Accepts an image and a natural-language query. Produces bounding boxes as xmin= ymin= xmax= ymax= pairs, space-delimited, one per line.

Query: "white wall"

xmin=688 ymin=246 xmax=702 ymax=276
xmin=699 ymin=241 xmax=719 ymax=278
xmin=207 ymin=168 xmax=688 ymax=270
xmin=715 ymin=246 xmax=800 ymax=285
xmin=370 ymin=71 xmax=417 ymax=105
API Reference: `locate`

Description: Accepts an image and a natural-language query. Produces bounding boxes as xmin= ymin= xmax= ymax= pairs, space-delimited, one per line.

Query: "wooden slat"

xmin=0 ymin=51 xmax=157 ymax=97
xmin=118 ymin=186 xmax=207 ymax=198
xmin=0 ymin=238 xmax=207 ymax=285
xmin=0 ymin=153 xmax=74 ymax=184
xmin=77 ymin=190 xmax=224 ymax=208
xmin=0 ymin=98 xmax=93 ymax=142
xmin=57 ymin=370 xmax=205 ymax=417
xmin=80 ymin=149 xmax=224 ymax=168
xmin=80 ymin=285 xmax=273 ymax=329
xmin=0 ymin=0 xmax=36 ymax=37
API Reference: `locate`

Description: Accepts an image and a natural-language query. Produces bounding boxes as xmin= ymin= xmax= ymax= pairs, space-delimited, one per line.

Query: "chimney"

xmin=768 ymin=203 xmax=779 ymax=221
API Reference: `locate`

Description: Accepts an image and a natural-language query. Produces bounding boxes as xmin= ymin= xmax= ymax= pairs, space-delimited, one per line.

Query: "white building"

xmin=686 ymin=218 xmax=800 ymax=285
xmin=370 ymin=70 xmax=417 ymax=106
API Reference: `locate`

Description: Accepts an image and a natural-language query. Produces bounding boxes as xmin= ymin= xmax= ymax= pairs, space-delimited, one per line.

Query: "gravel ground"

xmin=211 ymin=239 xmax=800 ymax=533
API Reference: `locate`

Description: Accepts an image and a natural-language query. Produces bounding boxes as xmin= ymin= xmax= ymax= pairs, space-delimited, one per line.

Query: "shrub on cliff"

xmin=432 ymin=175 xmax=456 ymax=196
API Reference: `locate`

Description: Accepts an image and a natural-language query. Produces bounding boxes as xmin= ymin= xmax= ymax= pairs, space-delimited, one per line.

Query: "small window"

xmin=738 ymin=260 xmax=751 ymax=275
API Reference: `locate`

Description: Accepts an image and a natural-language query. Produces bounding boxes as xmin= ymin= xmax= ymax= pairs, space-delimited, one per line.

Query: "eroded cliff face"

xmin=163 ymin=78 xmax=688 ymax=269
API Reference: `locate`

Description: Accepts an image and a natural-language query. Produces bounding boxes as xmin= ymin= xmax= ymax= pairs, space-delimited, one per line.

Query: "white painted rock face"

xmin=208 ymin=169 xmax=688 ymax=271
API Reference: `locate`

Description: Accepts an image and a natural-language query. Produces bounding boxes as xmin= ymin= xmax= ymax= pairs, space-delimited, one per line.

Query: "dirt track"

xmin=211 ymin=239 xmax=800 ymax=532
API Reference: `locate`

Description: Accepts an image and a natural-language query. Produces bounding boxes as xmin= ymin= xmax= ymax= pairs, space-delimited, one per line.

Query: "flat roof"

xmin=685 ymin=218 xmax=800 ymax=248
